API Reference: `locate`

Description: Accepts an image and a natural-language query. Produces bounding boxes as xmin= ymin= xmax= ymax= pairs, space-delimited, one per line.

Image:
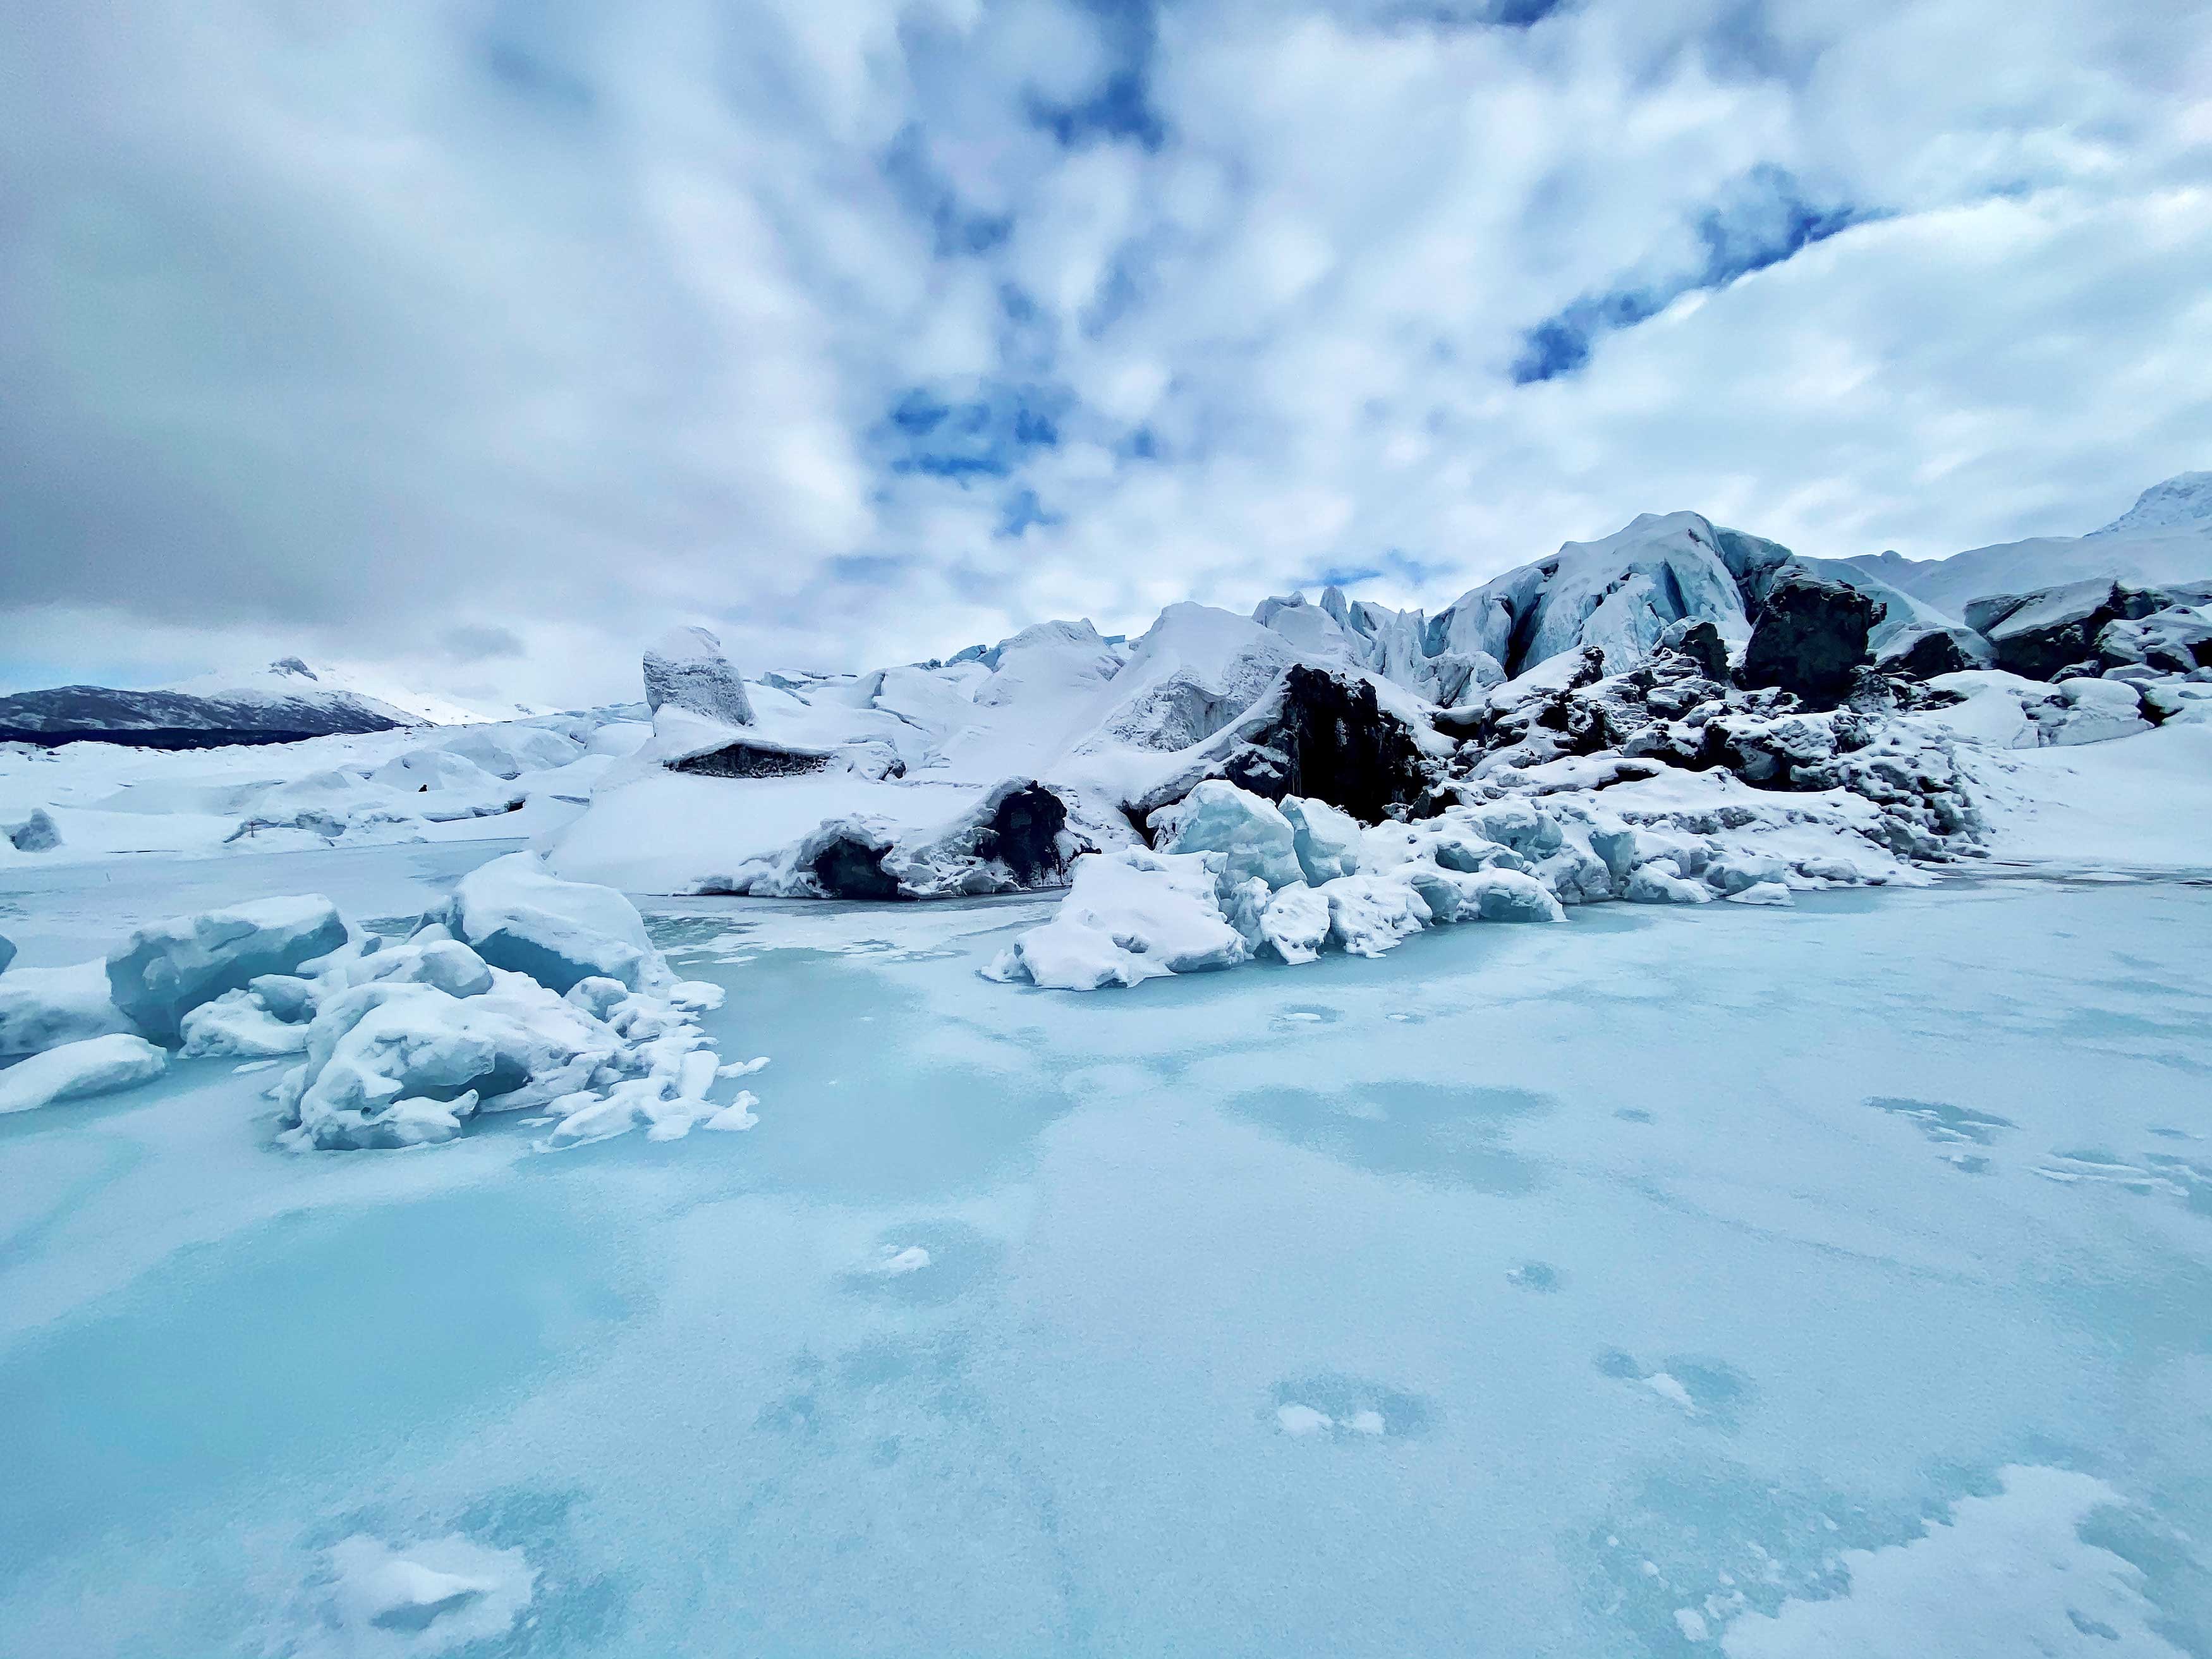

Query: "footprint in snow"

xmin=1595 ymin=1349 xmax=1752 ymax=1428
xmin=1266 ymin=1374 xmax=1434 ymax=1442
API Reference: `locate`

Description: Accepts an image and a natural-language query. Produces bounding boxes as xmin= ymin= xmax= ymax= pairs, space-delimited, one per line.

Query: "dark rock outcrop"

xmin=1737 ymin=575 xmax=1880 ymax=706
xmin=973 ymin=782 xmax=1070 ymax=885
xmin=810 ymin=833 xmax=906 ymax=901
xmin=672 ymin=739 xmax=834 ymax=779
xmin=1215 ymin=667 xmax=1439 ymax=822
xmin=1965 ymin=580 xmax=2212 ymax=681
xmin=1883 ymin=626 xmax=1981 ymax=681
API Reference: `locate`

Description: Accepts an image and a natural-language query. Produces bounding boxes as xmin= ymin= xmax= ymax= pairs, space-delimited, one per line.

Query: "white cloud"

xmin=1 ymin=0 xmax=2206 ymax=704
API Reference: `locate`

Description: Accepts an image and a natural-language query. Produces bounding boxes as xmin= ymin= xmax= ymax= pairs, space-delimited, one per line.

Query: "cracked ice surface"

xmin=1 ymin=844 xmax=2209 ymax=1655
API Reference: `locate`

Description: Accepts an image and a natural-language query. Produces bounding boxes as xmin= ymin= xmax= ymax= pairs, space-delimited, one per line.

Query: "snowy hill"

xmin=0 ymin=657 xmax=545 ymax=750
xmin=1849 ymin=471 xmax=2212 ymax=619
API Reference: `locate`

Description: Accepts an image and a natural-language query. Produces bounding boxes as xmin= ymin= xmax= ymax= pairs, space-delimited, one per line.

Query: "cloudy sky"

xmin=3 ymin=0 xmax=2208 ymax=708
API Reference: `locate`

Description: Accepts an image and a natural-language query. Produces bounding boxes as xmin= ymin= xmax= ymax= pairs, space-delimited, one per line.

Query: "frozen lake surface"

xmin=2 ymin=844 xmax=2208 ymax=1656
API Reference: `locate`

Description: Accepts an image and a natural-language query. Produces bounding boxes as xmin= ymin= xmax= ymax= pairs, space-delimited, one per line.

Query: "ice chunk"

xmin=1467 ymin=868 xmax=1566 ymax=923
xmin=0 ymin=933 xmax=15 ymax=977
xmin=0 ymin=1033 xmax=166 ymax=1114
xmin=1725 ymin=880 xmax=1796 ymax=906
xmin=104 ymin=895 xmax=347 ymax=1043
xmin=356 ymin=939 xmax=496 ymax=999
xmin=1257 ymin=882 xmax=1332 ymax=964
xmin=1626 ymin=865 xmax=1715 ymax=904
xmin=643 ymin=624 xmax=755 ymax=727
xmin=285 ymin=980 xmax=617 ymax=1150
xmin=1152 ymin=781 xmax=1303 ymax=890
xmin=1318 ymin=873 xmax=1433 ymax=956
xmin=9 ymin=808 xmax=62 ymax=853
xmin=371 ymin=747 xmax=497 ymax=793
xmin=0 ymin=959 xmax=135 ymax=1055
xmin=987 ymin=849 xmax=1251 ymax=990
xmin=179 ymin=990 xmax=310 ymax=1058
xmin=423 ymin=852 xmax=666 ymax=994
xmin=1281 ymin=796 xmax=1362 ymax=884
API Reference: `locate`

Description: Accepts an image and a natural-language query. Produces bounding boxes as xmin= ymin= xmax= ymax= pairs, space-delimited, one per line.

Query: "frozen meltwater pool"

xmin=2 ymin=848 xmax=2209 ymax=1656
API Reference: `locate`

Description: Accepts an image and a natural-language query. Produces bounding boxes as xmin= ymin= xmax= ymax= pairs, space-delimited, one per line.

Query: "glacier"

xmin=3 ymin=475 xmax=2211 ymax=1654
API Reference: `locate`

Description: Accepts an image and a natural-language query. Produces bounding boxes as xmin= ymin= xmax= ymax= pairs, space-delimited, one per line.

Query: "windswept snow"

xmin=0 ymin=1033 xmax=166 ymax=1115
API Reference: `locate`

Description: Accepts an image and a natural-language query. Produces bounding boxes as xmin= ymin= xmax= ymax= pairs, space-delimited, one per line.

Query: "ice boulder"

xmin=282 ymin=979 xmax=617 ymax=1150
xmin=179 ymin=990 xmax=311 ymax=1058
xmin=1152 ymin=781 xmax=1303 ymax=890
xmin=0 ymin=959 xmax=137 ymax=1055
xmin=422 ymin=853 xmax=667 ymax=994
xmin=0 ymin=933 xmax=14 ymax=976
xmin=9 ymin=808 xmax=62 ymax=853
xmin=104 ymin=896 xmax=347 ymax=1043
xmin=0 ymin=1033 xmax=166 ymax=1115
xmin=643 ymin=626 xmax=755 ymax=727
xmin=1626 ymin=865 xmax=1715 ymax=904
xmin=1282 ymin=796 xmax=1362 ymax=884
xmin=1317 ymin=873 xmax=1433 ymax=956
xmin=986 ymin=849 xmax=1251 ymax=990
xmin=1257 ymin=882 xmax=1332 ymax=964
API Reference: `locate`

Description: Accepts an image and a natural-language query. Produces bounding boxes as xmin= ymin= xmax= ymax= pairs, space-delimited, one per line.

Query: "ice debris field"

xmin=3 ymin=479 xmax=2212 ymax=1655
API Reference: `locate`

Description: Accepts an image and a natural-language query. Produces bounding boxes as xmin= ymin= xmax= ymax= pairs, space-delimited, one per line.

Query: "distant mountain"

xmin=0 ymin=657 xmax=421 ymax=749
xmin=1849 ymin=473 xmax=2212 ymax=619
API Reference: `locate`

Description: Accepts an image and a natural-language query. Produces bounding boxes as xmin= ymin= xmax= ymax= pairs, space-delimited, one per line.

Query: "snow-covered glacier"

xmin=3 ymin=478 xmax=2211 ymax=1656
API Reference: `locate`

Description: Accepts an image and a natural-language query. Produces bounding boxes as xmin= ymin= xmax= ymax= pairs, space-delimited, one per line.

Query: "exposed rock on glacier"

xmin=105 ymin=896 xmax=348 ymax=1043
xmin=422 ymin=851 xmax=667 ymax=994
xmin=0 ymin=1033 xmax=167 ymax=1115
xmin=643 ymin=626 xmax=757 ymax=727
xmin=1737 ymin=574 xmax=1880 ymax=706
xmin=1967 ymin=580 xmax=2212 ymax=681
xmin=1213 ymin=667 xmax=1443 ymax=822
xmin=1880 ymin=625 xmax=1991 ymax=681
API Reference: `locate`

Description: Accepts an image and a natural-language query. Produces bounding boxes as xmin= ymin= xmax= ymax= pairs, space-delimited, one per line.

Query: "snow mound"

xmin=0 ymin=1033 xmax=166 ymax=1115
xmin=322 ymin=1533 xmax=533 ymax=1654
xmin=104 ymin=896 xmax=347 ymax=1043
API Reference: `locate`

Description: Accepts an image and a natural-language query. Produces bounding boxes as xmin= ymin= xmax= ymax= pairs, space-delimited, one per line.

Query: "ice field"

xmin=3 ymin=841 xmax=2207 ymax=1657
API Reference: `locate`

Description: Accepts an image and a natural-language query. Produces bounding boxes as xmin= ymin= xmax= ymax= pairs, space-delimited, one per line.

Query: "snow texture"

xmin=0 ymin=1032 xmax=166 ymax=1114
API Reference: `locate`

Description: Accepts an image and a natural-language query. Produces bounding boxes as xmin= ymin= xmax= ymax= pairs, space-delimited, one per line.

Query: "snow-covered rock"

xmin=423 ymin=852 xmax=665 ymax=994
xmin=104 ymin=896 xmax=348 ymax=1043
xmin=642 ymin=626 xmax=756 ymax=727
xmin=0 ymin=1033 xmax=167 ymax=1114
